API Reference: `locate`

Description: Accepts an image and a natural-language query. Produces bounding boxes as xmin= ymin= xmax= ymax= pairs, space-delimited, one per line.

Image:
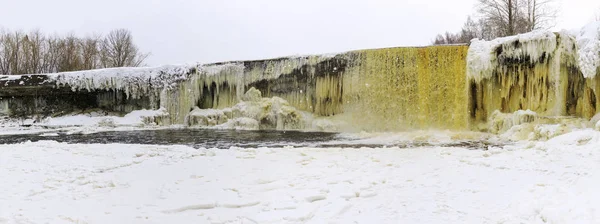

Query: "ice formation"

xmin=467 ymin=22 xmax=600 ymax=125
xmin=1 ymin=22 xmax=599 ymax=133
xmin=46 ymin=65 xmax=194 ymax=99
xmin=467 ymin=31 xmax=558 ymax=83
xmin=489 ymin=109 xmax=537 ymax=134
xmin=575 ymin=22 xmax=600 ymax=78
xmin=182 ymin=88 xmax=310 ymax=131
xmin=488 ymin=109 xmax=591 ymax=141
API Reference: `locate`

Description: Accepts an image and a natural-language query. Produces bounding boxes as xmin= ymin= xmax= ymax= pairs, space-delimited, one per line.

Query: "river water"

xmin=0 ymin=129 xmax=502 ymax=149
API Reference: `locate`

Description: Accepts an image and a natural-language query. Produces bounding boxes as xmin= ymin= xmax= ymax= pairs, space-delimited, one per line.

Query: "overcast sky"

xmin=1 ymin=0 xmax=599 ymax=66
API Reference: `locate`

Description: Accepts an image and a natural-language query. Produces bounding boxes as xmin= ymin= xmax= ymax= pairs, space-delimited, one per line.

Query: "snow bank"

xmin=3 ymin=129 xmax=600 ymax=223
xmin=36 ymin=109 xmax=167 ymax=128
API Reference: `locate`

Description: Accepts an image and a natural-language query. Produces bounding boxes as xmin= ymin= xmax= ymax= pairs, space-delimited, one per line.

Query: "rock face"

xmin=0 ymin=22 xmax=598 ymax=132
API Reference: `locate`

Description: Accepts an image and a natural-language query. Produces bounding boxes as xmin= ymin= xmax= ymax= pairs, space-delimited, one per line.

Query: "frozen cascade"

xmin=467 ymin=31 xmax=558 ymax=83
xmin=1 ymin=22 xmax=599 ymax=132
xmin=467 ymin=22 xmax=600 ymax=125
xmin=183 ymin=88 xmax=311 ymax=131
xmin=575 ymin=22 xmax=600 ymax=79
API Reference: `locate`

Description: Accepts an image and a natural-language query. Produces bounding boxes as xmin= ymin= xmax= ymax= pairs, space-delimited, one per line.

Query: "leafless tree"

xmin=432 ymin=17 xmax=486 ymax=45
xmin=477 ymin=0 xmax=557 ymax=36
xmin=57 ymin=34 xmax=83 ymax=72
xmin=477 ymin=0 xmax=521 ymax=36
xmin=80 ymin=34 xmax=101 ymax=70
xmin=521 ymin=0 xmax=558 ymax=32
xmin=100 ymin=29 xmax=149 ymax=68
xmin=432 ymin=0 xmax=558 ymax=45
xmin=0 ymin=28 xmax=149 ymax=75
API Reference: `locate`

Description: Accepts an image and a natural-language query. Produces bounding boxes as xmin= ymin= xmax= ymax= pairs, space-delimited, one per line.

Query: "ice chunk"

xmin=186 ymin=108 xmax=228 ymax=127
xmin=242 ymin=87 xmax=262 ymax=102
xmin=489 ymin=110 xmax=537 ymax=134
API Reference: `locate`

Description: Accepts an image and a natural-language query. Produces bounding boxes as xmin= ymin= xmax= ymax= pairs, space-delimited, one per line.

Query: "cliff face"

xmin=0 ymin=46 xmax=469 ymax=131
xmin=0 ymin=22 xmax=598 ymax=132
xmin=467 ymin=30 xmax=600 ymax=126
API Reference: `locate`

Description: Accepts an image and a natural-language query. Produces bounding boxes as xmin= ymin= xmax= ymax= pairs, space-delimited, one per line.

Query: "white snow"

xmin=38 ymin=109 xmax=166 ymax=128
xmin=1 ymin=129 xmax=600 ymax=223
xmin=0 ymin=75 xmax=23 ymax=81
xmin=0 ymin=109 xmax=169 ymax=136
xmin=467 ymin=21 xmax=600 ymax=81
xmin=467 ymin=31 xmax=557 ymax=82
xmin=46 ymin=65 xmax=194 ymax=99
xmin=576 ymin=21 xmax=600 ymax=78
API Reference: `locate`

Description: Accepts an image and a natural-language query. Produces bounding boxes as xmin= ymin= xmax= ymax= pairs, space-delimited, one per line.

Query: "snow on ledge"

xmin=46 ymin=65 xmax=196 ymax=98
xmin=576 ymin=22 xmax=600 ymax=78
xmin=467 ymin=21 xmax=600 ymax=82
xmin=467 ymin=31 xmax=557 ymax=83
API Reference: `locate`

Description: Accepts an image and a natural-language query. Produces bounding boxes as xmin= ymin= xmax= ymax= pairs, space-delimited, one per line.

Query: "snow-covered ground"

xmin=2 ymin=129 xmax=600 ymax=224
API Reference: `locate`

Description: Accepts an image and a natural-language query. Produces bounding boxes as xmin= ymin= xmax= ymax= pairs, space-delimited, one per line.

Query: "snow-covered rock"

xmin=575 ymin=21 xmax=600 ymax=78
xmin=467 ymin=21 xmax=600 ymax=82
xmin=186 ymin=108 xmax=229 ymax=127
xmin=467 ymin=31 xmax=557 ymax=82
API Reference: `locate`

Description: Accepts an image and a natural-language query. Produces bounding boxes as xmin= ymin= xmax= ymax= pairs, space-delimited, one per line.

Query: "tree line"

xmin=0 ymin=28 xmax=149 ymax=75
xmin=433 ymin=0 xmax=560 ymax=45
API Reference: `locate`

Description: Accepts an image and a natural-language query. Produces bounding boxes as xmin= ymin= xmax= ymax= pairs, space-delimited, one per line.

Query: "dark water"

xmin=0 ymin=129 xmax=501 ymax=149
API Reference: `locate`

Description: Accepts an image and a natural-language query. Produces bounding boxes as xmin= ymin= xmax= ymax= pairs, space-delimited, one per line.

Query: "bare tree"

xmin=432 ymin=17 xmax=487 ymax=45
xmin=21 ymin=30 xmax=46 ymax=74
xmin=477 ymin=0 xmax=521 ymax=36
xmin=0 ymin=28 xmax=149 ymax=75
xmin=432 ymin=0 xmax=558 ymax=45
xmin=521 ymin=0 xmax=558 ymax=31
xmin=80 ymin=34 xmax=101 ymax=70
xmin=43 ymin=35 xmax=63 ymax=73
xmin=57 ymin=34 xmax=83 ymax=72
xmin=100 ymin=29 xmax=149 ymax=68
xmin=477 ymin=0 xmax=557 ymax=36
xmin=0 ymin=29 xmax=8 ymax=74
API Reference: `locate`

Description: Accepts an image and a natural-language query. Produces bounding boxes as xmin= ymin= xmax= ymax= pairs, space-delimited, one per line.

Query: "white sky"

xmin=0 ymin=0 xmax=599 ymax=66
